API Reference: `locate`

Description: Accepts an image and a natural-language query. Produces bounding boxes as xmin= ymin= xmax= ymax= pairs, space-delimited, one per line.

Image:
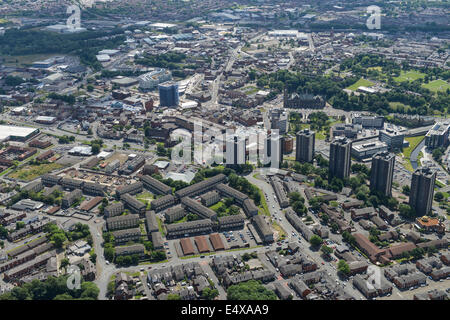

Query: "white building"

xmin=138 ymin=69 xmax=172 ymax=91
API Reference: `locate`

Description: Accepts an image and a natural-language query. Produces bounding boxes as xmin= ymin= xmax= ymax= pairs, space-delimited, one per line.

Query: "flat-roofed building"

xmin=329 ymin=137 xmax=352 ymax=179
xmin=425 ymin=122 xmax=450 ymax=149
xmin=104 ymin=202 xmax=124 ymax=217
xmin=379 ymin=129 xmax=405 ymax=151
xmin=145 ymin=210 xmax=159 ymax=233
xmin=252 ymin=215 xmax=273 ymax=243
xmin=218 ymin=214 xmax=245 ymax=231
xmin=370 ymin=151 xmax=395 ymax=197
xmin=151 ymin=232 xmax=164 ymax=250
xmin=82 ymin=182 xmax=105 ymax=196
xmin=115 ymin=244 xmax=145 ymax=257
xmin=200 ymin=191 xmax=220 ymax=207
xmin=62 ymin=189 xmax=82 ymax=208
xmin=151 ymin=194 xmax=176 ymax=212
xmin=121 ymin=193 xmax=146 ymax=215
xmin=270 ymin=177 xmax=289 ymax=208
xmin=295 ymin=129 xmax=315 ymax=163
xmin=112 ymin=228 xmax=141 ymax=244
xmin=166 ymin=219 xmax=214 ymax=238
xmin=410 ymin=167 xmax=436 ymax=217
xmin=140 ymin=175 xmax=172 ymax=195
xmin=175 ymin=174 xmax=226 ymax=199
xmin=352 ymin=139 xmax=388 ymax=161
xmin=216 ymin=183 xmax=248 ymax=205
xmin=242 ymin=198 xmax=258 ymax=217
xmin=60 ymin=177 xmax=84 ymax=190
xmin=181 ymin=197 xmax=217 ymax=221
xmin=163 ymin=204 xmax=186 ymax=223
xmin=22 ymin=180 xmax=44 ymax=193
xmin=352 ymin=115 xmax=384 ymax=129
xmin=42 ymin=174 xmax=62 ymax=187
xmin=116 ymin=182 xmax=143 ymax=198
xmin=106 ymin=214 xmax=139 ymax=231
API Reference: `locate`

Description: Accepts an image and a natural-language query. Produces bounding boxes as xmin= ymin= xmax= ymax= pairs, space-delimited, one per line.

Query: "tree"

xmin=410 ymin=247 xmax=425 ymax=260
xmin=167 ymin=294 xmax=181 ymax=300
xmin=434 ymin=192 xmax=444 ymax=202
xmin=50 ymin=232 xmax=67 ymax=248
xmin=337 ymin=260 xmax=350 ymax=275
xmin=91 ymin=143 xmax=101 ymax=155
xmin=399 ymin=204 xmax=415 ymax=219
xmin=80 ymin=282 xmax=100 ymax=300
xmin=16 ymin=221 xmax=25 ymax=230
xmin=321 ymin=245 xmax=333 ymax=257
xmin=202 ymin=287 xmax=219 ymax=300
xmin=0 ymin=225 xmax=8 ymax=238
xmin=309 ymin=235 xmax=323 ymax=247
xmin=402 ymin=185 xmax=410 ymax=196
xmin=342 ymin=231 xmax=356 ymax=246
xmin=60 ymin=258 xmax=70 ymax=270
xmin=227 ymin=280 xmax=277 ymax=300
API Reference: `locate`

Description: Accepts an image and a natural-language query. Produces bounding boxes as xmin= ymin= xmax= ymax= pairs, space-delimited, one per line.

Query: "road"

xmin=245 ymin=171 xmax=365 ymax=300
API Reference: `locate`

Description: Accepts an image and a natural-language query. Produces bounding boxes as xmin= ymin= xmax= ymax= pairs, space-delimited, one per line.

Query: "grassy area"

xmin=0 ymin=53 xmax=57 ymax=67
xmin=156 ymin=217 xmax=165 ymax=236
xmin=240 ymin=86 xmax=259 ymax=95
xmin=136 ymin=192 xmax=153 ymax=203
xmin=209 ymin=201 xmax=225 ymax=212
xmin=417 ymin=151 xmax=424 ymax=167
xmin=272 ymin=221 xmax=286 ymax=240
xmin=172 ymin=215 xmax=188 ymax=224
xmin=394 ymin=70 xmax=425 ymax=83
xmin=422 ymin=79 xmax=450 ymax=93
xmin=258 ymin=189 xmax=270 ymax=217
xmin=346 ymin=78 xmax=374 ymax=91
xmin=8 ymin=162 xmax=64 ymax=181
xmin=435 ymin=180 xmax=445 ymax=188
xmin=401 ymin=135 xmax=425 ymax=172
xmin=316 ymin=131 xmax=327 ymax=140
xmin=389 ymin=102 xmax=412 ymax=112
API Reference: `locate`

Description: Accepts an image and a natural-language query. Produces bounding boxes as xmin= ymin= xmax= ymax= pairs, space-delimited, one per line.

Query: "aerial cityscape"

xmin=0 ymin=0 xmax=449 ymax=304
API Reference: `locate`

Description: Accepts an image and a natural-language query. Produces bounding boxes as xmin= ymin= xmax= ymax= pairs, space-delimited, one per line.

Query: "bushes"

xmin=0 ymin=275 xmax=99 ymax=300
xmin=227 ymin=280 xmax=277 ymax=300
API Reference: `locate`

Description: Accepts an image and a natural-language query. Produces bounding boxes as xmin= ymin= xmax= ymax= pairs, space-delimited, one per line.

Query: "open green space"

xmin=8 ymin=163 xmax=64 ymax=181
xmin=393 ymin=70 xmax=426 ymax=82
xmin=422 ymin=79 xmax=450 ymax=93
xmin=258 ymin=189 xmax=270 ymax=217
xmin=346 ymin=78 xmax=375 ymax=91
xmin=401 ymin=135 xmax=425 ymax=172
xmin=240 ymin=86 xmax=259 ymax=95
xmin=0 ymin=53 xmax=57 ymax=67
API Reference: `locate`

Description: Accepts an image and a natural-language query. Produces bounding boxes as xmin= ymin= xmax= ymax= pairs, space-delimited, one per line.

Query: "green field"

xmin=346 ymin=78 xmax=375 ymax=91
xmin=422 ymin=79 xmax=450 ymax=93
xmin=258 ymin=189 xmax=270 ymax=217
xmin=393 ymin=70 xmax=425 ymax=82
xmin=0 ymin=53 xmax=58 ymax=68
xmin=389 ymin=102 xmax=412 ymax=112
xmin=9 ymin=163 xmax=64 ymax=181
xmin=401 ymin=135 xmax=425 ymax=172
